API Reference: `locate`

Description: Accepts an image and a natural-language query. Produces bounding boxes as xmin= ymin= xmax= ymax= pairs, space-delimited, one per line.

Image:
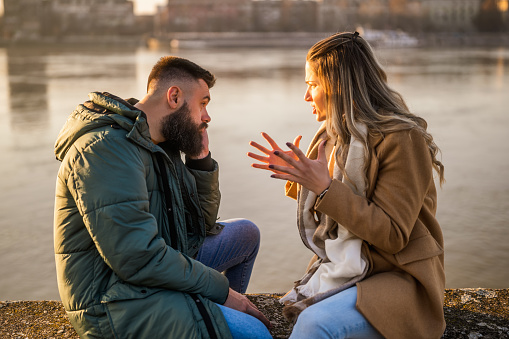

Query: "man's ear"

xmin=166 ymin=86 xmax=181 ymax=109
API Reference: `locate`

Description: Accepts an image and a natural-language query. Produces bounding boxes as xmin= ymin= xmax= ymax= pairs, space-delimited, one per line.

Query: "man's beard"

xmin=161 ymin=101 xmax=207 ymax=157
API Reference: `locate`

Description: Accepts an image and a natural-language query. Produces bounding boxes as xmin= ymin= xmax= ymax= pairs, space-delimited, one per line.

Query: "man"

xmin=54 ymin=56 xmax=271 ymax=338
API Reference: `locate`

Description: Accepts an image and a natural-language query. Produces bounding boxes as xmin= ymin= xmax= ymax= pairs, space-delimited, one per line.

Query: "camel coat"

xmin=286 ymin=124 xmax=446 ymax=339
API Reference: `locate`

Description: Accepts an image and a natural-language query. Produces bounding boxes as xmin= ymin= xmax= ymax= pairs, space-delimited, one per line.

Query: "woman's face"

xmin=304 ymin=61 xmax=327 ymax=122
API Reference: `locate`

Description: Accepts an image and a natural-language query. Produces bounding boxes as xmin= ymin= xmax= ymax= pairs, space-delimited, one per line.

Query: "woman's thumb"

xmin=317 ymin=139 xmax=327 ymax=161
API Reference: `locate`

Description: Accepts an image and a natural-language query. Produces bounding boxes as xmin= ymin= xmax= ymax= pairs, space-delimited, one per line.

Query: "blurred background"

xmin=0 ymin=0 xmax=508 ymax=300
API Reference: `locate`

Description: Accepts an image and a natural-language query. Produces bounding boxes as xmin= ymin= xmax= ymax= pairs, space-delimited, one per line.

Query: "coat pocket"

xmin=101 ymin=280 xmax=163 ymax=303
xmin=103 ymin=291 xmax=201 ymax=339
xmin=395 ymin=234 xmax=443 ymax=265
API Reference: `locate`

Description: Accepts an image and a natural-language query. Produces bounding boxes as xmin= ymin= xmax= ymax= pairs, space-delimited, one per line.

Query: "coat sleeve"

xmin=186 ymin=160 xmax=221 ymax=232
xmin=67 ymin=135 xmax=229 ymax=304
xmin=285 ymin=181 xmax=298 ymax=200
xmin=315 ymin=129 xmax=435 ymax=254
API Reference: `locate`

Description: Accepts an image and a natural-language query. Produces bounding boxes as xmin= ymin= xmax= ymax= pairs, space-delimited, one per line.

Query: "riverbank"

xmin=150 ymin=31 xmax=509 ymax=49
xmin=1 ymin=31 xmax=508 ymax=49
xmin=0 ymin=289 xmax=507 ymax=338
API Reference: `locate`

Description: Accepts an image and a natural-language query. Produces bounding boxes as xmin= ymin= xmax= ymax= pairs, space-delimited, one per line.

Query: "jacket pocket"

xmin=395 ymin=234 xmax=443 ymax=265
xmin=101 ymin=280 xmax=163 ymax=303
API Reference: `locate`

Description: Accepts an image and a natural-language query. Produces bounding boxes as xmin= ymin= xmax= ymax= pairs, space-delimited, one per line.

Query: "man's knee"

xmin=239 ymin=219 xmax=260 ymax=242
xmin=225 ymin=218 xmax=260 ymax=244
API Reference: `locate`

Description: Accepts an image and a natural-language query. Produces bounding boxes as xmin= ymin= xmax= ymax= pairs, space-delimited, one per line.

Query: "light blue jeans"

xmin=290 ymin=286 xmax=384 ymax=339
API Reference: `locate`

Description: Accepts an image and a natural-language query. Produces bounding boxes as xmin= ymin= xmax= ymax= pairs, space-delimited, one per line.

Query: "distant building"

xmin=252 ymin=0 xmax=319 ymax=32
xmin=319 ymin=0 xmax=359 ymax=32
xmin=157 ymin=0 xmax=320 ymax=33
xmin=421 ymin=0 xmax=480 ymax=32
xmin=2 ymin=0 xmax=138 ymax=40
xmin=159 ymin=0 xmax=252 ymax=32
xmin=2 ymin=0 xmax=48 ymax=40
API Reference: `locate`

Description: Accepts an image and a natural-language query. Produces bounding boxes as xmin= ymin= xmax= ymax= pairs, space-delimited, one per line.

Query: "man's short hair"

xmin=147 ymin=56 xmax=216 ymax=94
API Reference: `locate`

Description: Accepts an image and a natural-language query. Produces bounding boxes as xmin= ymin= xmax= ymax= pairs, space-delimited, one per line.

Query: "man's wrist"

xmin=185 ymin=152 xmax=214 ymax=171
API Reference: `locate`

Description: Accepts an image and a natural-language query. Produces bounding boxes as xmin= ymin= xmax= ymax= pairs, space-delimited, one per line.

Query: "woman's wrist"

xmin=318 ymin=187 xmax=329 ymax=199
xmin=317 ymin=179 xmax=332 ymax=199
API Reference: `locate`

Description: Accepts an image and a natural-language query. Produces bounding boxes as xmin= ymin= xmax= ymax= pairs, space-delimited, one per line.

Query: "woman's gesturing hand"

xmin=248 ymin=132 xmax=302 ymax=173
xmin=272 ymin=139 xmax=331 ymax=195
xmin=248 ymin=133 xmax=331 ymax=195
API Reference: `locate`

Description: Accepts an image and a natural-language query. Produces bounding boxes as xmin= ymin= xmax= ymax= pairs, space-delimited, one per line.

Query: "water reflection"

xmin=496 ymin=48 xmax=505 ymax=89
xmin=0 ymin=45 xmax=508 ymax=300
xmin=4 ymin=45 xmax=139 ymax=133
xmin=7 ymin=47 xmax=49 ymax=130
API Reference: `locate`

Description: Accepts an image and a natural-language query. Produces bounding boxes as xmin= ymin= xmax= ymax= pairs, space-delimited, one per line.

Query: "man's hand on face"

xmin=223 ymin=288 xmax=272 ymax=329
xmin=188 ymin=128 xmax=210 ymax=160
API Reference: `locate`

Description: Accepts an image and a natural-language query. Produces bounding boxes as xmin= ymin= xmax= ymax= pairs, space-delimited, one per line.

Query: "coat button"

xmin=168 ymin=208 xmax=172 ymax=212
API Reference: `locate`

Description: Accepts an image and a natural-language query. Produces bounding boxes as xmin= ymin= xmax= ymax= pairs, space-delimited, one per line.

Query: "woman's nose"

xmin=304 ymin=87 xmax=312 ymax=102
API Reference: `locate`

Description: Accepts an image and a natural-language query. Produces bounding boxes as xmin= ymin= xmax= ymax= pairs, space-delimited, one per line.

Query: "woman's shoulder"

xmin=370 ymin=127 xmax=426 ymax=149
xmin=369 ymin=127 xmax=430 ymax=165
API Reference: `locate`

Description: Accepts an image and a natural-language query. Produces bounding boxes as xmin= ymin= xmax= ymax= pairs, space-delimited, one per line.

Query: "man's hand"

xmin=189 ymin=128 xmax=210 ymax=160
xmin=223 ymin=288 xmax=272 ymax=329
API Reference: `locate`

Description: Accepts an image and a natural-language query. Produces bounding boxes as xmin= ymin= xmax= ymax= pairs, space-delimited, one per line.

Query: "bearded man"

xmin=54 ymin=56 xmax=271 ymax=339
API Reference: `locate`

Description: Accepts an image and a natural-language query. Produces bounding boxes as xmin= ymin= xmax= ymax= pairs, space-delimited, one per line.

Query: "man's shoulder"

xmin=78 ymin=124 xmax=130 ymax=148
xmin=64 ymin=125 xmax=145 ymax=165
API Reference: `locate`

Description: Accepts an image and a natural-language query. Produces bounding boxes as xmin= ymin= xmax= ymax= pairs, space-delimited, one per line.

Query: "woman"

xmin=248 ymin=32 xmax=446 ymax=339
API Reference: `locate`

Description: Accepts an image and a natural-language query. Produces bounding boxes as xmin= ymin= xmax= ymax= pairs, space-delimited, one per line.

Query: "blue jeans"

xmin=216 ymin=303 xmax=273 ymax=339
xmin=196 ymin=218 xmax=260 ymax=293
xmin=289 ymin=286 xmax=383 ymax=339
xmin=197 ymin=219 xmax=271 ymax=338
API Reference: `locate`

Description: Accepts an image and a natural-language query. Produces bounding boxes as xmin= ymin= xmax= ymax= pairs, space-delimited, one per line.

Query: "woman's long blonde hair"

xmin=307 ymin=32 xmax=445 ymax=187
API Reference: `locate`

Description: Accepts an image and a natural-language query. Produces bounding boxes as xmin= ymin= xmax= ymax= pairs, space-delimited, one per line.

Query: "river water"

xmin=0 ymin=44 xmax=508 ymax=300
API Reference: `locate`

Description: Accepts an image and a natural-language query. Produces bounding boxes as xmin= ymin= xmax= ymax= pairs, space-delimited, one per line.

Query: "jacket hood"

xmin=54 ymin=92 xmax=153 ymax=161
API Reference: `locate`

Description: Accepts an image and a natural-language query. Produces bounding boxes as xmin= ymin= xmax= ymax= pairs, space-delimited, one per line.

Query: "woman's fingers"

xmin=249 ymin=141 xmax=272 ymax=155
xmin=270 ymin=172 xmax=296 ymax=182
xmin=285 ymin=142 xmax=307 ymax=161
xmin=268 ymin=163 xmax=298 ymax=176
xmin=273 ymin=150 xmax=300 ymax=168
xmin=261 ymin=132 xmax=280 ymax=150
xmin=251 ymin=163 xmax=271 ymax=171
xmin=247 ymin=152 xmax=268 ymax=163
xmin=293 ymin=135 xmax=302 ymax=149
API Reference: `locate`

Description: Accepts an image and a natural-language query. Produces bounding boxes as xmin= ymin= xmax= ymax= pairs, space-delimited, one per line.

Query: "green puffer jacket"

xmin=54 ymin=92 xmax=232 ymax=339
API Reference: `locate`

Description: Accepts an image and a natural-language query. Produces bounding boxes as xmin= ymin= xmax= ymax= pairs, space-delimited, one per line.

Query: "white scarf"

xmin=281 ymin=123 xmax=369 ymax=322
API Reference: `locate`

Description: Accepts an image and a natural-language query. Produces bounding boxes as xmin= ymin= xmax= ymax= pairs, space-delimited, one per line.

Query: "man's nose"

xmin=202 ymin=109 xmax=211 ymax=123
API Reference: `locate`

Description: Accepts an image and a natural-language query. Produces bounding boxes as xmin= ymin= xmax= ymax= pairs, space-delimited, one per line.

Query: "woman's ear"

xmin=166 ymin=86 xmax=180 ymax=109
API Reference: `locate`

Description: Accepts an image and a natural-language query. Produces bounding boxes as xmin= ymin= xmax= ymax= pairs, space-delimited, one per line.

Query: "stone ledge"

xmin=0 ymin=289 xmax=507 ymax=338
